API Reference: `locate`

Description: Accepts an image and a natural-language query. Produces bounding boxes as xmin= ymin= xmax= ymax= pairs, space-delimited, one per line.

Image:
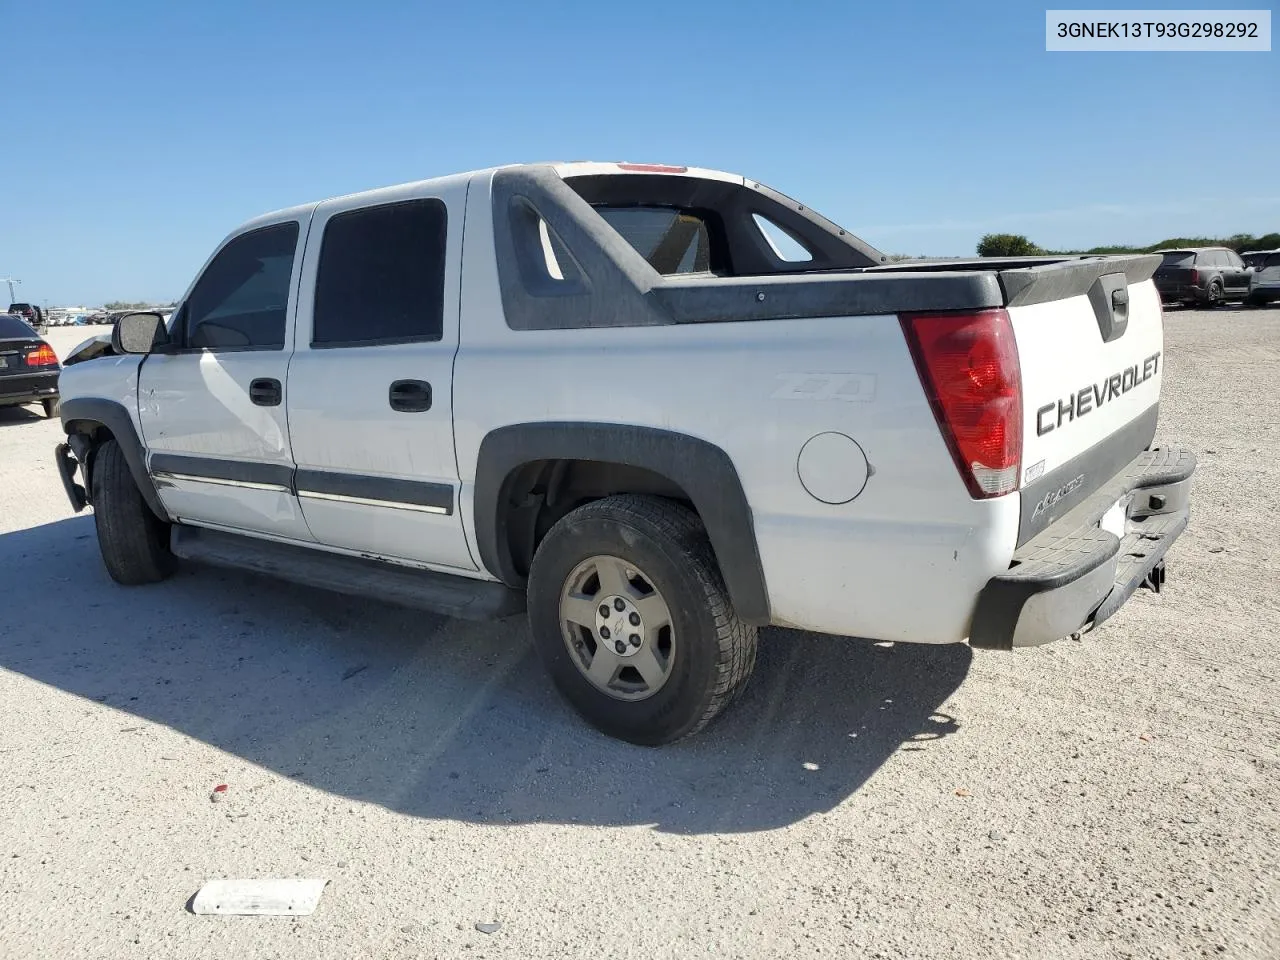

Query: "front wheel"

xmin=527 ymin=495 xmax=757 ymax=745
xmin=90 ymin=439 xmax=176 ymax=585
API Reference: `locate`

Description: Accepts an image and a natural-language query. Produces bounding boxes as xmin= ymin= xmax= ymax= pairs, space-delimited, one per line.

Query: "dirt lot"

xmin=1 ymin=312 xmax=1277 ymax=960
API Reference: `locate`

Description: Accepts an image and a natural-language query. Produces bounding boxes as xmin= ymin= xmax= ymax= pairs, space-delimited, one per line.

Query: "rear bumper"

xmin=969 ymin=446 xmax=1196 ymax=650
xmin=1155 ymin=281 xmax=1199 ymax=302
xmin=0 ymin=371 xmax=59 ymax=405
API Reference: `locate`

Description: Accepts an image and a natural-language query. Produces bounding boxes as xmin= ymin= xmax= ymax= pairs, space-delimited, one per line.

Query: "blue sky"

xmin=2 ymin=0 xmax=1276 ymax=305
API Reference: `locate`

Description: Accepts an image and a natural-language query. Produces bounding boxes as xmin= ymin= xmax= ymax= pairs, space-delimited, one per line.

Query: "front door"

xmin=138 ymin=217 xmax=314 ymax=541
xmin=285 ymin=183 xmax=476 ymax=571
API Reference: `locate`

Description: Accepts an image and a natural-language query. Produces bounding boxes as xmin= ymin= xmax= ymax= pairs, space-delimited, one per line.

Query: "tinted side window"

xmin=312 ymin=198 xmax=447 ymax=347
xmin=186 ymin=222 xmax=299 ymax=350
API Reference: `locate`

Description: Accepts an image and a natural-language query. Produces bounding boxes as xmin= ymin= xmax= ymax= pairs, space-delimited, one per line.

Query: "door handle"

xmin=249 ymin=378 xmax=282 ymax=407
xmin=389 ymin=379 xmax=432 ymax=412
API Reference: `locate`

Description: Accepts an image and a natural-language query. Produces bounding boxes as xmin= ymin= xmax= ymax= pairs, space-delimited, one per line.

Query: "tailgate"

xmin=1001 ymin=255 xmax=1165 ymax=544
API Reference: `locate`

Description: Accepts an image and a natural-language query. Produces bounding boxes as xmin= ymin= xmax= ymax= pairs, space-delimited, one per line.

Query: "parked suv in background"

xmin=1246 ymin=251 xmax=1280 ymax=306
xmin=1152 ymin=248 xmax=1252 ymax=308
xmin=7 ymin=303 xmax=46 ymax=332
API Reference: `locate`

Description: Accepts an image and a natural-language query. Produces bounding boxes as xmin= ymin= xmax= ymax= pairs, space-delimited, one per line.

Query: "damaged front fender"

xmin=55 ymin=442 xmax=89 ymax=512
xmin=61 ymin=334 xmax=115 ymax=367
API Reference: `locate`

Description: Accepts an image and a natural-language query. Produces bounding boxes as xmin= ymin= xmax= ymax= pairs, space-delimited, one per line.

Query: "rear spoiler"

xmin=652 ymin=255 xmax=1162 ymax=325
xmin=866 ymin=254 xmax=1163 ymax=307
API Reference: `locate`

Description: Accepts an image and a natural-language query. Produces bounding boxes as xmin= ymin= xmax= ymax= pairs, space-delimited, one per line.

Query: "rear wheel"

xmin=1201 ymin=280 xmax=1224 ymax=308
xmin=527 ymin=494 xmax=757 ymax=745
xmin=41 ymin=398 xmax=59 ymax=418
xmin=90 ymin=439 xmax=176 ymax=585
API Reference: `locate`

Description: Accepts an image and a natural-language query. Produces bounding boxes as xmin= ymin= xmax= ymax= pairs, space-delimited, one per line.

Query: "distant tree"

xmin=103 ymin=300 xmax=153 ymax=311
xmin=995 ymin=231 xmax=1279 ymax=257
xmin=977 ymin=234 xmax=1045 ymax=257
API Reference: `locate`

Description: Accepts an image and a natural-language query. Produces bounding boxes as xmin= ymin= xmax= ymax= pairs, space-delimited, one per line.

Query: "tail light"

xmin=1189 ymin=269 xmax=1200 ymax=284
xmin=900 ymin=308 xmax=1023 ymax=498
xmin=25 ymin=344 xmax=59 ymax=367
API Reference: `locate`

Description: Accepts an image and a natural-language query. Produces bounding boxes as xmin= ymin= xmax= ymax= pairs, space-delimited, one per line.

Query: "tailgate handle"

xmin=1088 ymin=274 xmax=1130 ymax=343
xmin=1111 ymin=287 xmax=1129 ymax=315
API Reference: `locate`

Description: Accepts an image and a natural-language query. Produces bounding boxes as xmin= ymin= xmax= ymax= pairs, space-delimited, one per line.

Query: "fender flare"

xmin=473 ymin=422 xmax=770 ymax=625
xmin=60 ymin=397 xmax=170 ymax=522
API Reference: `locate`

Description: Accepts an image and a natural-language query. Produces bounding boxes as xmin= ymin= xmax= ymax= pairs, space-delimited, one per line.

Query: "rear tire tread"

xmin=530 ymin=494 xmax=757 ymax=744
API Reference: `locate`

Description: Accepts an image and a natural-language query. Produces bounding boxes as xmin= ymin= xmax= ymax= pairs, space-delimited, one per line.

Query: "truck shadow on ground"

xmin=0 ymin=406 xmax=46 ymax=428
xmin=0 ymin=517 xmax=970 ymax=834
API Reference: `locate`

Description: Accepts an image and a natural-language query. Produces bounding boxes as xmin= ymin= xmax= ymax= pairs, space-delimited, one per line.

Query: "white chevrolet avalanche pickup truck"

xmin=53 ymin=162 xmax=1196 ymax=744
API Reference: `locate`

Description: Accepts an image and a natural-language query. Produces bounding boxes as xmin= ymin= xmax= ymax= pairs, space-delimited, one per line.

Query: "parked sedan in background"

xmin=0 ymin=313 xmax=60 ymax=417
xmin=1246 ymin=251 xmax=1280 ymax=306
xmin=1153 ymin=247 xmax=1253 ymax=308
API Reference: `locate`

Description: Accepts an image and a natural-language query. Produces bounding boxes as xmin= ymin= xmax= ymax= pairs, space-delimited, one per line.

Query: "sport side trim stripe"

xmin=296 ymin=489 xmax=450 ymax=515
xmin=153 ymin=472 xmax=291 ymax=493
xmin=293 ymin=468 xmax=454 ymax=515
xmin=146 ymin=454 xmax=456 ymax=517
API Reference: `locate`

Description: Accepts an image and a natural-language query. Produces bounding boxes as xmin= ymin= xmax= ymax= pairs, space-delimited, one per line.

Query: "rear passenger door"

xmin=285 ymin=182 xmax=476 ymax=571
xmin=138 ymin=218 xmax=315 ymax=541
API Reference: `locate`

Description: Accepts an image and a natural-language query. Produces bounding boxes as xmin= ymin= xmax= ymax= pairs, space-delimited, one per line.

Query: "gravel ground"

xmin=1 ymin=313 xmax=1277 ymax=960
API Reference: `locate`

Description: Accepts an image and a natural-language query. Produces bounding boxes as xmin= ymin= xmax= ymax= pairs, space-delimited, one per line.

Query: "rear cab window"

xmin=595 ymin=207 xmax=712 ymax=275
xmin=558 ymin=170 xmax=862 ymax=280
xmin=1160 ymin=252 xmax=1195 ymax=267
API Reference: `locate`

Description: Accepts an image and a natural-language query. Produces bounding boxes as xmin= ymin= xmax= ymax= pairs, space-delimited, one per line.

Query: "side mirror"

xmin=111 ymin=312 xmax=171 ymax=355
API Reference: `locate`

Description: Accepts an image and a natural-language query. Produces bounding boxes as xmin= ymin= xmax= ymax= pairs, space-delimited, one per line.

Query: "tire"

xmin=41 ymin=398 xmax=59 ymax=418
xmin=1200 ymin=280 xmax=1224 ymax=309
xmin=90 ymin=439 xmax=176 ymax=585
xmin=527 ymin=494 xmax=757 ymax=745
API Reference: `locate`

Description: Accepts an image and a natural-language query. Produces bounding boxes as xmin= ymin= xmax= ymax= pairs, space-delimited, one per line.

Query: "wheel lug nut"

xmin=628 ymin=612 xmax=640 ymax=626
xmin=614 ymin=641 xmax=627 ymax=654
xmin=599 ymin=604 xmax=610 ymax=618
xmin=614 ymin=598 xmax=626 ymax=612
xmin=629 ymin=634 xmax=641 ymax=647
xmin=600 ymin=626 xmax=611 ymax=640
